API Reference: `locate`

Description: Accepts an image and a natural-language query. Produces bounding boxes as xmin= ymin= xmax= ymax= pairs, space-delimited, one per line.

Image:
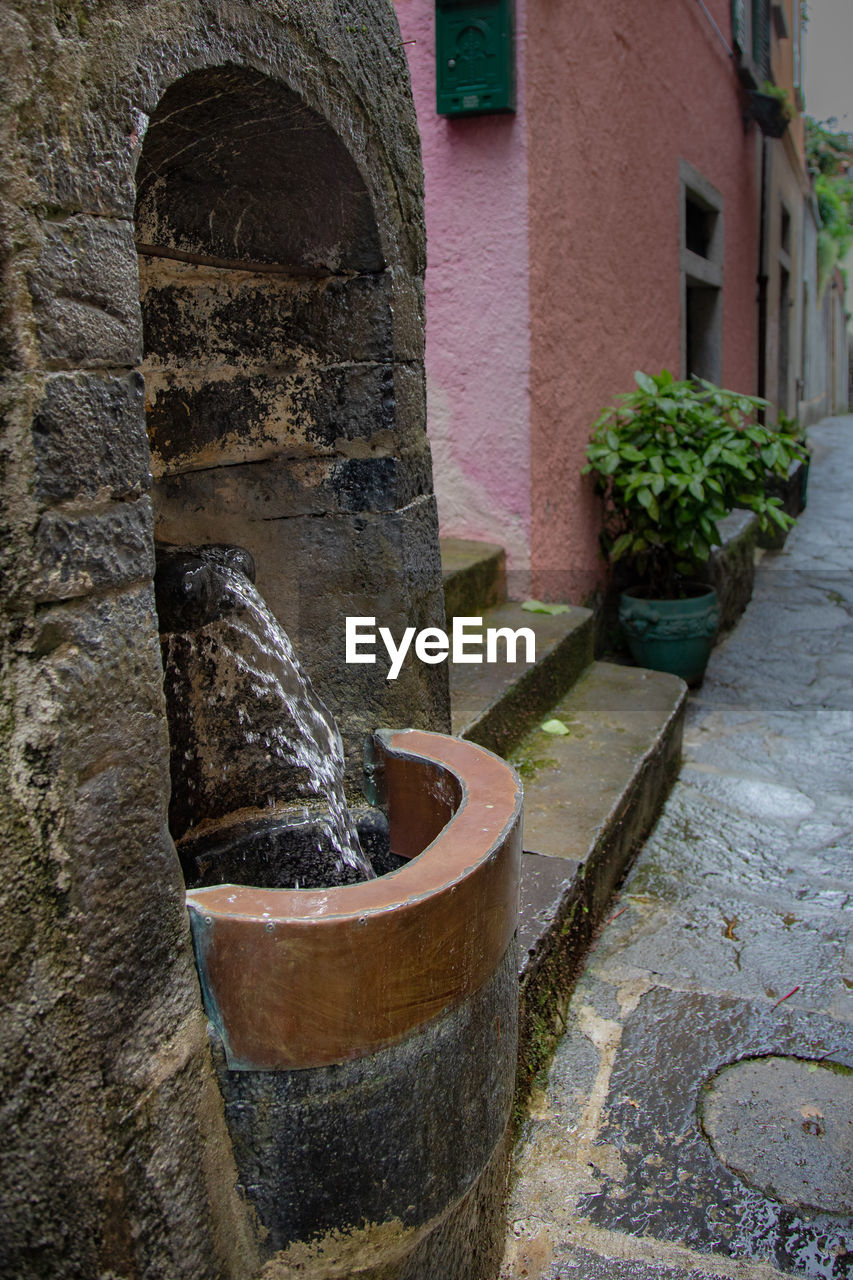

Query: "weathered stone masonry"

xmin=0 ymin=3 xmax=448 ymax=1275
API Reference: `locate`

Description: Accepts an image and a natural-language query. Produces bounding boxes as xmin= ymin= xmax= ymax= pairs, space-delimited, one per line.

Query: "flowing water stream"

xmin=210 ymin=565 xmax=375 ymax=882
xmin=157 ymin=546 xmax=375 ymax=886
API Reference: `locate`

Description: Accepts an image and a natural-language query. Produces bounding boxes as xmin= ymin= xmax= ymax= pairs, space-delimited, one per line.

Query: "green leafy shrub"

xmin=583 ymin=370 xmax=807 ymax=598
xmin=806 ymin=117 xmax=853 ymax=292
xmin=758 ymin=80 xmax=794 ymax=120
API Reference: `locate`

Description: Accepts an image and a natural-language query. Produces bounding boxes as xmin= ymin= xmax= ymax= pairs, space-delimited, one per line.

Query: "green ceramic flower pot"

xmin=619 ymin=584 xmax=720 ymax=686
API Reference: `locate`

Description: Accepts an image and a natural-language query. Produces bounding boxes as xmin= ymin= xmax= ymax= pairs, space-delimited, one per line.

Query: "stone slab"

xmin=441 ymin=536 xmax=507 ymax=620
xmin=701 ymin=1055 xmax=853 ymax=1215
xmin=513 ymin=664 xmax=686 ymax=1104
xmin=518 ymin=852 xmax=582 ymax=974
xmin=575 ymin=988 xmax=853 ymax=1272
xmin=451 ymin=604 xmax=595 ymax=757
xmin=515 ymin=663 xmax=685 ymax=864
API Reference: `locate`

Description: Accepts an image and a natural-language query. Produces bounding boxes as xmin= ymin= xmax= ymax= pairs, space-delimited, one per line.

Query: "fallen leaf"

xmin=521 ymin=599 xmax=571 ymax=615
xmin=541 ymin=718 xmax=571 ymax=735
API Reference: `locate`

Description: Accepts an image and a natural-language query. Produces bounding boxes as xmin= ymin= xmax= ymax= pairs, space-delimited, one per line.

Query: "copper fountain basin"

xmin=185 ymin=728 xmax=523 ymax=1070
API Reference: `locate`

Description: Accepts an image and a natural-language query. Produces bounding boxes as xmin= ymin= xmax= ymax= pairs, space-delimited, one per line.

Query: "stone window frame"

xmin=679 ymin=159 xmax=724 ymax=385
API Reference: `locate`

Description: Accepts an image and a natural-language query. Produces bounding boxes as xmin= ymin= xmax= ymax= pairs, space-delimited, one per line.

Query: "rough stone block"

xmin=29 ymin=215 xmax=142 ymax=368
xmin=388 ymin=266 xmax=426 ymax=363
xmin=139 ymin=263 xmax=394 ymax=367
xmin=700 ymin=508 xmax=758 ymax=632
xmin=296 ymin=496 xmax=450 ymax=781
xmin=27 ymin=108 xmax=138 ymax=219
xmin=152 ymin=449 xmax=428 ymax=532
xmin=34 ymin=497 xmax=154 ymax=602
xmin=388 ymin=356 xmax=428 ymax=453
xmin=145 ymin=362 xmax=396 ymax=472
xmin=26 ymin=583 xmax=201 ymax=1033
xmin=32 ymin=371 xmax=149 ymax=502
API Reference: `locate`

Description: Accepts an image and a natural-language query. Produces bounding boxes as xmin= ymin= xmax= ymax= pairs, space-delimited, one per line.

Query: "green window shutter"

xmin=752 ymin=0 xmax=771 ymax=79
xmin=732 ymin=0 xmax=746 ymax=52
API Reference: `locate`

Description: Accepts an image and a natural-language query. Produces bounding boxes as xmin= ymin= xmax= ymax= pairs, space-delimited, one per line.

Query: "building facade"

xmin=396 ymin=0 xmax=842 ymax=599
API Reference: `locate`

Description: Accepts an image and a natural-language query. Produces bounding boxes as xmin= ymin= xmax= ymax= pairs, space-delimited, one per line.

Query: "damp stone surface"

xmin=700 ymin=1056 xmax=853 ymax=1216
xmin=502 ymin=417 xmax=853 ymax=1280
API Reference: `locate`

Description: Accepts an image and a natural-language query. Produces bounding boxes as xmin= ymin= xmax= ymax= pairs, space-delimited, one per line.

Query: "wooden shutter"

xmin=752 ymin=0 xmax=771 ymax=79
xmin=732 ymin=0 xmax=747 ymax=52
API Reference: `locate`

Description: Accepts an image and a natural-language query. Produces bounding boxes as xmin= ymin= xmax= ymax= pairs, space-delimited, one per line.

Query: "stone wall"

xmin=0 ymin=2 xmax=444 ymax=1275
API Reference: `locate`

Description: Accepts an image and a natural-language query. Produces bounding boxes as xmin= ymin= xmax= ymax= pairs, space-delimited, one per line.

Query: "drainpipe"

xmin=756 ymin=134 xmax=770 ymax=420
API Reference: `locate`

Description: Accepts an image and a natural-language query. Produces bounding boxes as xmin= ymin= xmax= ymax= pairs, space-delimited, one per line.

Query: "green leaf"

xmin=610 ymin=532 xmax=635 ymax=560
xmin=521 ymin=600 xmax=571 ymax=615
xmin=636 ymin=488 xmax=659 ymax=521
xmin=767 ymin=502 xmax=793 ymax=529
xmin=634 ymin=371 xmax=657 ymax=395
xmin=541 ymin=718 xmax=571 ymax=736
xmin=598 ymin=452 xmax=620 ymax=475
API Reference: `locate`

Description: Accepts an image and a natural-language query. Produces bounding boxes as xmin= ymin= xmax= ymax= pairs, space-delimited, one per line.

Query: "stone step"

xmin=440 ymin=541 xmax=686 ymax=1111
xmin=441 ymin=537 xmax=506 ymax=620
xmin=450 ymin=603 xmax=595 ymax=758
xmin=511 ymin=661 xmax=686 ymax=1098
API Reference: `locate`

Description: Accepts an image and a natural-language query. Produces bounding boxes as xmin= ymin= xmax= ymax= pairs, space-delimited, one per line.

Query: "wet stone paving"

xmin=502 ymin=417 xmax=853 ymax=1280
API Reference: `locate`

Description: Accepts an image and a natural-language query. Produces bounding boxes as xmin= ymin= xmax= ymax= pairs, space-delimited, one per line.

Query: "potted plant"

xmin=583 ymin=370 xmax=805 ymax=684
xmin=749 ymin=81 xmax=794 ymax=138
xmin=774 ymin=411 xmax=811 ymax=511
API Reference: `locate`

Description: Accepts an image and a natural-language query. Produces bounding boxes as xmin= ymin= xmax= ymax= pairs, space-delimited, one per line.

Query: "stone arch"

xmin=135 ymin=65 xmax=384 ymax=273
xmin=133 ymin=62 xmax=447 ymax=779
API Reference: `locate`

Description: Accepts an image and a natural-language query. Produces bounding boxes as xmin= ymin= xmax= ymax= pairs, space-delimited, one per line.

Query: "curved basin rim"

xmin=185 ymin=728 xmax=523 ymax=925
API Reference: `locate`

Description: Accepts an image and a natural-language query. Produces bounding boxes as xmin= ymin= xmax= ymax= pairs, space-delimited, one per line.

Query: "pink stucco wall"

xmin=527 ymin=0 xmax=759 ymax=600
xmin=397 ymin=0 xmax=761 ymax=601
xmin=394 ymin=0 xmax=532 ymax=586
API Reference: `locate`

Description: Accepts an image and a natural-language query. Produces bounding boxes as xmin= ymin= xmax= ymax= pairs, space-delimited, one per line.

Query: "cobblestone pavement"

xmin=502 ymin=416 xmax=853 ymax=1280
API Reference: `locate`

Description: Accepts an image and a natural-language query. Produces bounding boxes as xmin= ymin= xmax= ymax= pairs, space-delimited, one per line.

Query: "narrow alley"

xmin=503 ymin=416 xmax=853 ymax=1280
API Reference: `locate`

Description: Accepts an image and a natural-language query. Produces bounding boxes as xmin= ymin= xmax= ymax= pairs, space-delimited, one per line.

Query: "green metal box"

xmin=435 ymin=0 xmax=515 ymax=117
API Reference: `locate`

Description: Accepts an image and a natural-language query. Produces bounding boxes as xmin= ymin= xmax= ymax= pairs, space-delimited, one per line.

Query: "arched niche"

xmin=137 ymin=64 xmax=390 ymax=480
xmin=135 ymin=65 xmax=435 ymax=781
xmin=135 ymin=65 xmax=384 ymax=273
